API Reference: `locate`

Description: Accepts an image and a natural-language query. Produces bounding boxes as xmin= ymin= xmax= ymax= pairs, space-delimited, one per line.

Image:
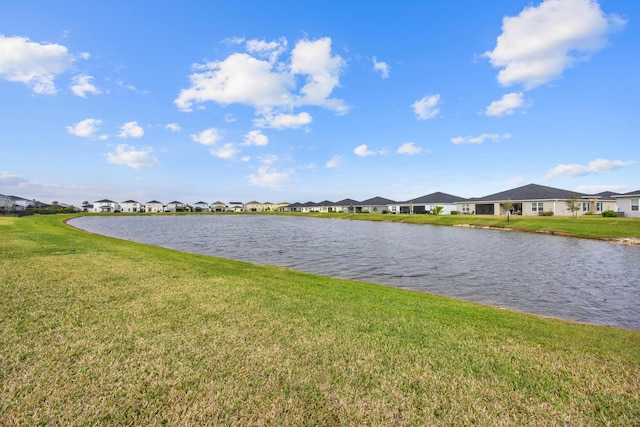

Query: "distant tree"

xmin=565 ymin=195 xmax=580 ymax=218
xmin=432 ymin=205 xmax=444 ymax=216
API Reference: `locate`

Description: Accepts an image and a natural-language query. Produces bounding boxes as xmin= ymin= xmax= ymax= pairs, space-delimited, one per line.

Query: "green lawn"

xmin=1 ymin=214 xmax=639 ymax=425
xmin=279 ymin=211 xmax=640 ymax=239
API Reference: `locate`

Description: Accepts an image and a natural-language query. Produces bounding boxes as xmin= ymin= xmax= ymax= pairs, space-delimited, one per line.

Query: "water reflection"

xmin=70 ymin=215 xmax=640 ymax=330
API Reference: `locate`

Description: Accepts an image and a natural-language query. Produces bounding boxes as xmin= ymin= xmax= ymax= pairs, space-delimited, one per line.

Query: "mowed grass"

xmin=1 ymin=215 xmax=639 ymax=425
xmin=293 ymin=212 xmax=640 ymax=239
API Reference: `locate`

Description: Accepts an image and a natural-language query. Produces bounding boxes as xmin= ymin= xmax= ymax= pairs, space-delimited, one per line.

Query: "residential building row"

xmin=2 ymin=183 xmax=640 ymax=217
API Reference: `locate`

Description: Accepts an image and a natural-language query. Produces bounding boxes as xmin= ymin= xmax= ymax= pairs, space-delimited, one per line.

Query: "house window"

xmin=532 ymin=202 xmax=544 ymax=213
xmin=461 ymin=203 xmax=470 ymax=213
xmin=596 ymin=202 xmax=603 ymax=212
xmin=632 ymin=199 xmax=639 ymax=211
xmin=582 ymin=202 xmax=590 ymax=212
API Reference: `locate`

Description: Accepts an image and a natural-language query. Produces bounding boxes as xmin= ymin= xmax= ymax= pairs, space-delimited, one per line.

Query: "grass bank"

xmin=1 ymin=214 xmax=639 ymax=425
xmin=279 ymin=211 xmax=640 ymax=241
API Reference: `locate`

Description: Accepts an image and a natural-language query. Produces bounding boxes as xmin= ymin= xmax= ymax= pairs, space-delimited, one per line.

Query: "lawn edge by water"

xmin=277 ymin=211 xmax=640 ymax=242
xmin=1 ymin=214 xmax=639 ymax=425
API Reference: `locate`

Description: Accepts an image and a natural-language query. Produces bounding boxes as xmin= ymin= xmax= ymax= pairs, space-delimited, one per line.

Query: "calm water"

xmin=70 ymin=215 xmax=640 ymax=330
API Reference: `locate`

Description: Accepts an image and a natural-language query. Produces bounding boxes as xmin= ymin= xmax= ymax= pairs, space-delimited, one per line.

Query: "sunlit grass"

xmin=1 ymin=214 xmax=639 ymax=425
xmin=283 ymin=211 xmax=640 ymax=239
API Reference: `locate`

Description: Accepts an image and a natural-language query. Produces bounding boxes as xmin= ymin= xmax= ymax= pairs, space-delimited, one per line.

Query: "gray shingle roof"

xmin=613 ymin=189 xmax=640 ymax=197
xmin=356 ymin=196 xmax=396 ymax=205
xmin=469 ymin=183 xmax=582 ymax=202
xmin=408 ymin=192 xmax=467 ymax=204
xmin=333 ymin=198 xmax=360 ymax=206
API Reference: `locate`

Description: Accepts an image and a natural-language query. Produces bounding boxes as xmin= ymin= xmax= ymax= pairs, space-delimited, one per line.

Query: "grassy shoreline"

xmin=1 ymin=214 xmax=639 ymax=425
xmin=275 ymin=211 xmax=640 ymax=241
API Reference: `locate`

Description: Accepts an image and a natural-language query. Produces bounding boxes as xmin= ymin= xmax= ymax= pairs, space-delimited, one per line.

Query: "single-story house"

xmin=93 ymin=199 xmax=119 ymax=213
xmin=193 ymin=201 xmax=210 ymax=212
xmin=120 ymin=200 xmax=142 ymax=212
xmin=458 ymin=183 xmax=618 ymax=216
xmin=315 ymin=200 xmax=336 ymax=213
xmin=355 ymin=197 xmax=396 ymax=214
xmin=332 ymin=198 xmax=360 ymax=213
xmin=280 ymin=202 xmax=302 ymax=212
xmin=613 ymin=190 xmax=640 ymax=218
xmin=389 ymin=192 xmax=467 ymax=214
xmin=300 ymin=201 xmax=320 ymax=213
xmin=145 ymin=200 xmax=164 ymax=213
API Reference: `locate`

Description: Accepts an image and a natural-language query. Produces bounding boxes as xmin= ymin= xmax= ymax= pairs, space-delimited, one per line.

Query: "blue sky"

xmin=1 ymin=0 xmax=638 ymax=206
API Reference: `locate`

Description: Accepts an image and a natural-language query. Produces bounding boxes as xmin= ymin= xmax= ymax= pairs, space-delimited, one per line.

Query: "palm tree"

xmin=432 ymin=205 xmax=444 ymax=216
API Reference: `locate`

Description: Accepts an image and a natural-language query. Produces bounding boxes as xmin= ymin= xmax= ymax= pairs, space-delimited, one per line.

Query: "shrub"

xmin=450 ymin=211 xmax=459 ymax=215
xmin=602 ymin=210 xmax=618 ymax=217
xmin=539 ymin=211 xmax=554 ymax=216
xmin=584 ymin=211 xmax=594 ymax=215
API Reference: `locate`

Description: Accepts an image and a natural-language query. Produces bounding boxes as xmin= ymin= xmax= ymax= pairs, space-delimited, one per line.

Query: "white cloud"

xmin=117 ymin=121 xmax=144 ymax=138
xmin=165 ymin=123 xmax=181 ymax=132
xmin=106 ymin=144 xmax=159 ymax=169
xmin=485 ymin=92 xmax=526 ymax=117
xmin=542 ymin=158 xmax=635 ymax=180
xmin=451 ymin=133 xmax=512 ymax=145
xmin=0 ymin=170 xmax=28 ymax=186
xmin=372 ymin=57 xmax=390 ymax=79
xmin=397 ymin=142 xmax=423 ymax=155
xmin=175 ymin=37 xmax=348 ymax=117
xmin=70 ymin=75 xmax=101 ymax=97
xmin=246 ymin=37 xmax=287 ymax=63
xmin=290 ymin=37 xmax=348 ymax=113
xmin=325 ymin=155 xmax=342 ymax=168
xmin=210 ymin=143 xmax=238 ymax=159
xmin=253 ymin=112 xmax=312 ymax=129
xmin=412 ymin=94 xmax=441 ymax=120
xmin=0 ymin=35 xmax=75 ymax=94
xmin=191 ymin=128 xmax=222 ymax=146
xmin=242 ymin=130 xmax=268 ymax=146
xmin=66 ymin=118 xmax=103 ymax=138
xmin=354 ymin=144 xmax=381 ymax=157
xmin=248 ymin=165 xmax=290 ymax=189
xmin=484 ymin=0 xmax=626 ymax=89
xmin=575 ymin=184 xmax=628 ymax=194
xmin=175 ymin=52 xmax=292 ymax=112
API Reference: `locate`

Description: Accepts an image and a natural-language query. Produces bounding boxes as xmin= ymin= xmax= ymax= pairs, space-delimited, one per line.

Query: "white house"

xmin=145 ymin=200 xmax=164 ymax=213
xmin=120 ymin=200 xmax=142 ymax=212
xmin=613 ymin=190 xmax=640 ymax=218
xmin=2 ymin=195 xmax=35 ymax=210
xmin=166 ymin=201 xmax=186 ymax=212
xmin=193 ymin=201 xmax=210 ymax=212
xmin=227 ymin=202 xmax=244 ymax=212
xmin=93 ymin=199 xmax=119 ymax=213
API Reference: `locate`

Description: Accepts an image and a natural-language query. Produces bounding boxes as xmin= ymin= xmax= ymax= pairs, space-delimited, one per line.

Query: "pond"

xmin=70 ymin=215 xmax=640 ymax=330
